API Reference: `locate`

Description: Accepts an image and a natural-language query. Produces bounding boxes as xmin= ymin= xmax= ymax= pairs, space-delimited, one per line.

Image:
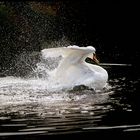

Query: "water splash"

xmin=0 ymin=44 xmax=111 ymax=120
xmin=0 ymin=76 xmax=111 ymax=120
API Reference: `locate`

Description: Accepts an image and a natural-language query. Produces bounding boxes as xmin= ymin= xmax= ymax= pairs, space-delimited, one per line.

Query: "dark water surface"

xmin=0 ymin=65 xmax=140 ymax=139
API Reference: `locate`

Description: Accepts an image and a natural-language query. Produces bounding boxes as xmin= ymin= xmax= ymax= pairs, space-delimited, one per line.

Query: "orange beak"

xmin=93 ymin=54 xmax=100 ymax=64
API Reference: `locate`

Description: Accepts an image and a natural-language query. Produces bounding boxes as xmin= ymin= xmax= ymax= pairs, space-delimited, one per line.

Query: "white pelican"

xmin=41 ymin=45 xmax=108 ymax=90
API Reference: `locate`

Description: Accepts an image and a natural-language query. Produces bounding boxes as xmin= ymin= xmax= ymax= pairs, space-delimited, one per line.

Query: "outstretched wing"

xmin=41 ymin=45 xmax=95 ymax=65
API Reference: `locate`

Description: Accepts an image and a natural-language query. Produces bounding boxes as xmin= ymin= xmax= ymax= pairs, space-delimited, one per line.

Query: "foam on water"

xmin=0 ymin=75 xmax=110 ymax=105
xmin=0 ymin=77 xmax=111 ymax=118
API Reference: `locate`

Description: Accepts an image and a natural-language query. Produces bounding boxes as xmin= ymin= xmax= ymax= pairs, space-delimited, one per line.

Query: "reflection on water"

xmin=0 ymin=65 xmax=140 ymax=139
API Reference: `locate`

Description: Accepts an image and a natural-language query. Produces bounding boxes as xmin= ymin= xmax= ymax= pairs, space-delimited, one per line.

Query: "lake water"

xmin=0 ymin=65 xmax=140 ymax=139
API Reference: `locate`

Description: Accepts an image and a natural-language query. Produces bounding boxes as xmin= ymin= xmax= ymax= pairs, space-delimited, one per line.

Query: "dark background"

xmin=62 ymin=1 xmax=138 ymax=64
xmin=0 ymin=1 xmax=139 ymax=76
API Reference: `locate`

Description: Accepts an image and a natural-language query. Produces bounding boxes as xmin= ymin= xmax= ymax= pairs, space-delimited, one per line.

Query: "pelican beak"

xmin=93 ymin=53 xmax=100 ymax=64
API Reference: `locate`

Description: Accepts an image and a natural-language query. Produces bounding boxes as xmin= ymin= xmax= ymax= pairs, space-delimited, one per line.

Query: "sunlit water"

xmin=0 ymin=52 xmax=140 ymax=139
